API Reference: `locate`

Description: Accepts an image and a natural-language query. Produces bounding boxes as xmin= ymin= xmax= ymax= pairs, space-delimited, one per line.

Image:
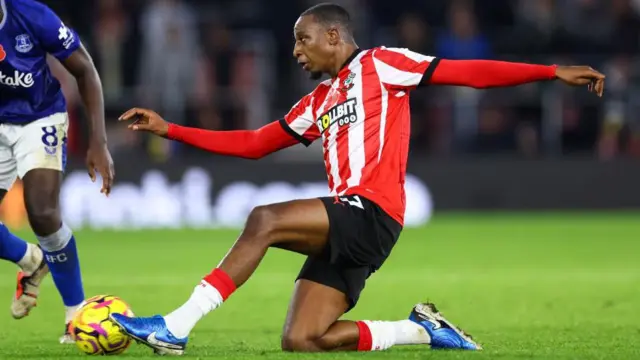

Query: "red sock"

xmin=356 ymin=321 xmax=373 ymax=351
xmin=202 ymin=268 xmax=237 ymax=301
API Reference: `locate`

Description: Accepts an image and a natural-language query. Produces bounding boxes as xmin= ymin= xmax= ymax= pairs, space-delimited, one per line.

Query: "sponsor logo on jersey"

xmin=15 ymin=34 xmax=33 ymax=53
xmin=316 ymin=98 xmax=358 ymax=133
xmin=0 ymin=70 xmax=34 ymax=88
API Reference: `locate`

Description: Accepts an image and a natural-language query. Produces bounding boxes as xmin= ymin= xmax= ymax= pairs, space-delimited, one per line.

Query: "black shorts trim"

xmin=418 ymin=57 xmax=441 ymax=87
xmin=279 ymin=118 xmax=311 ymax=147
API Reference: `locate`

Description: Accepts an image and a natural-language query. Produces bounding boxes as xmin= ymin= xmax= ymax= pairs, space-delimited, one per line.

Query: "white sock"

xmin=65 ymin=303 xmax=84 ymax=324
xmin=163 ymin=282 xmax=223 ymax=338
xmin=36 ymin=224 xmax=73 ymax=252
xmin=362 ymin=320 xmax=431 ymax=351
xmin=390 ymin=320 xmax=431 ymax=345
xmin=17 ymin=243 xmax=41 ymax=275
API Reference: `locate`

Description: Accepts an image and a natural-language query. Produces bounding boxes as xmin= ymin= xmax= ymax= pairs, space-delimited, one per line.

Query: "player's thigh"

xmin=294 ymin=195 xmax=402 ymax=312
xmin=14 ymin=113 xmax=67 ymax=212
xmin=14 ymin=113 xmax=68 ymax=181
xmin=281 ymin=278 xmax=350 ymax=350
xmin=250 ymin=198 xmax=331 ymax=256
xmin=323 ymin=195 xmax=402 ymax=269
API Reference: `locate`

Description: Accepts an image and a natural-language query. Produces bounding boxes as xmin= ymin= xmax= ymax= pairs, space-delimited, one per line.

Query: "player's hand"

xmin=118 ymin=108 xmax=170 ymax=137
xmin=86 ymin=141 xmax=115 ymax=197
xmin=555 ymin=66 xmax=606 ymax=97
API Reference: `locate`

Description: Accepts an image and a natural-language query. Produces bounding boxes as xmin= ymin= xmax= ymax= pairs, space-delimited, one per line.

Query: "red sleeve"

xmin=427 ymin=59 xmax=557 ymax=88
xmin=166 ymin=120 xmax=298 ymax=160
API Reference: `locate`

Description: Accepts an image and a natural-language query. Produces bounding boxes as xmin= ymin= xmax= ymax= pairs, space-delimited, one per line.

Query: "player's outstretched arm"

xmin=119 ymin=108 xmax=299 ymax=160
xmin=62 ymin=45 xmax=115 ymax=195
xmin=427 ymin=60 xmax=605 ymax=96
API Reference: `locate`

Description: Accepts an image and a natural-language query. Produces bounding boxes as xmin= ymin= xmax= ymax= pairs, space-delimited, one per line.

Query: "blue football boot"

xmin=409 ymin=303 xmax=481 ymax=350
xmin=110 ymin=313 xmax=187 ymax=355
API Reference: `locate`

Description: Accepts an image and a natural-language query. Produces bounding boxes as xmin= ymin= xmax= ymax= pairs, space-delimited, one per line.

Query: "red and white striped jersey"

xmin=279 ymin=47 xmax=439 ymax=226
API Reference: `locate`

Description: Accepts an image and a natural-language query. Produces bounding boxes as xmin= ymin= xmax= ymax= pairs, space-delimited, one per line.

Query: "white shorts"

xmin=0 ymin=112 xmax=69 ymax=190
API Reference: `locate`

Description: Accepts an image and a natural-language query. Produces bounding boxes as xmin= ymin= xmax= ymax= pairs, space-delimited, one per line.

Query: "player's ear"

xmin=326 ymin=27 xmax=340 ymax=46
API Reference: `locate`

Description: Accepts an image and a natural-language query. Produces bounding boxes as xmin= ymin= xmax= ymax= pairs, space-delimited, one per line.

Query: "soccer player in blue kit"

xmin=0 ymin=0 xmax=114 ymax=343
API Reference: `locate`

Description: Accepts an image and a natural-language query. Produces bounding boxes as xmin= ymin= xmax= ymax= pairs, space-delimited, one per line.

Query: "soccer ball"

xmin=68 ymin=295 xmax=134 ymax=355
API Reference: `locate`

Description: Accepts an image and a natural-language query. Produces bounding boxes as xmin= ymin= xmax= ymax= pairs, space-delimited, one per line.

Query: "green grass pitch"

xmin=1 ymin=212 xmax=639 ymax=359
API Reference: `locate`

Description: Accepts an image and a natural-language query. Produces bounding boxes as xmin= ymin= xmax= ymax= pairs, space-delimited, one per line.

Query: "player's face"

xmin=293 ymin=16 xmax=335 ymax=80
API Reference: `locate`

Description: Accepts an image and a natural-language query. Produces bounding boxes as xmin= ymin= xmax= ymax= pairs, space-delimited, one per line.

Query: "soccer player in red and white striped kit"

xmin=111 ymin=3 xmax=605 ymax=355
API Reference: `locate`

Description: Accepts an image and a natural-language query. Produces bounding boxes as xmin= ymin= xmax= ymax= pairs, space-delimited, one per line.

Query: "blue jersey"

xmin=0 ymin=0 xmax=80 ymax=124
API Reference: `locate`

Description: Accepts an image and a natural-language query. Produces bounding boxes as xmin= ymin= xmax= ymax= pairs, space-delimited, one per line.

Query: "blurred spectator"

xmin=559 ymin=0 xmax=613 ymax=54
xmin=397 ymin=13 xmax=434 ymax=55
xmin=505 ymin=0 xmax=564 ymax=57
xmin=194 ymin=21 xmax=248 ymax=131
xmin=609 ymin=0 xmax=640 ymax=55
xmin=137 ymin=0 xmax=201 ymax=161
xmin=598 ymin=55 xmax=638 ymax=160
xmin=92 ymin=0 xmax=130 ymax=103
xmin=435 ymin=0 xmax=491 ymax=60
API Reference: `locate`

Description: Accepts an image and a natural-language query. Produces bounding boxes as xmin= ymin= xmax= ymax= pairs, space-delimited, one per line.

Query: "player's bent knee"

xmin=281 ymin=331 xmax=338 ymax=352
xmin=25 ymin=205 xmax=61 ymax=234
xmin=27 ymin=206 xmax=59 ymax=223
xmin=281 ymin=334 xmax=317 ymax=352
xmin=242 ymin=205 xmax=279 ymax=243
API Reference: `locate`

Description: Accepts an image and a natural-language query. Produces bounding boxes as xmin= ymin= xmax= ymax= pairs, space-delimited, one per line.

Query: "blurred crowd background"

xmin=44 ymin=0 xmax=640 ymax=162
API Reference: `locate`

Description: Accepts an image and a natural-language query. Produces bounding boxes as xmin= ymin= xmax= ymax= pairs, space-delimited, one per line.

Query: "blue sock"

xmin=0 ymin=223 xmax=28 ymax=263
xmin=37 ymin=224 xmax=85 ymax=307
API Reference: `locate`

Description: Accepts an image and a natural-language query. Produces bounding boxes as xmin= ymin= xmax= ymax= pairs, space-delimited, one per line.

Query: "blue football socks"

xmin=0 ymin=223 xmax=28 ymax=263
xmin=37 ymin=224 xmax=85 ymax=308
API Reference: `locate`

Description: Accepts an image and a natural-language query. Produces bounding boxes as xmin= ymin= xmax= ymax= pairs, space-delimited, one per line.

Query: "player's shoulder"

xmin=291 ymin=80 xmax=333 ymax=112
xmin=370 ymin=46 xmax=412 ymax=57
xmin=358 ymin=47 xmax=411 ymax=64
xmin=307 ymin=79 xmax=332 ymax=96
xmin=369 ymin=46 xmax=436 ymax=65
xmin=318 ymin=79 xmax=332 ymax=89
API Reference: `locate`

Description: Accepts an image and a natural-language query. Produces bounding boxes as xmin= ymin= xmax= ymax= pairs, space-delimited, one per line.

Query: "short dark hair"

xmin=301 ymin=3 xmax=352 ymax=34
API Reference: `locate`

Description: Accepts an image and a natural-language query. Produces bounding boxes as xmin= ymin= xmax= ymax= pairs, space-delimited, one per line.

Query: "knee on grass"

xmin=281 ymin=334 xmax=334 ymax=352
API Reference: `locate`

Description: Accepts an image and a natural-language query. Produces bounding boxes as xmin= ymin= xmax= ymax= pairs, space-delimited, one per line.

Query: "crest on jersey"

xmin=342 ymin=72 xmax=356 ymax=92
xmin=15 ymin=34 xmax=33 ymax=53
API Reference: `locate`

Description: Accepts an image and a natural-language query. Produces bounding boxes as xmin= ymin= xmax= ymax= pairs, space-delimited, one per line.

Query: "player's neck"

xmin=329 ymin=44 xmax=360 ymax=78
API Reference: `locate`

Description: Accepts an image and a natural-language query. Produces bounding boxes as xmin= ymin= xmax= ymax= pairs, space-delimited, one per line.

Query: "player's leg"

xmin=281 ymin=278 xmax=355 ymax=351
xmin=0 ymin=190 xmax=28 ymax=265
xmin=15 ymin=114 xmax=84 ymax=342
xmin=280 ymin=196 xmax=481 ymax=352
xmin=282 ymin=278 xmax=479 ymax=352
xmin=4 ymin=186 xmax=50 ymax=320
xmin=1 ymin=185 xmax=50 ymax=321
xmin=0 ymin=142 xmax=50 ymax=319
xmin=111 ymin=195 xmax=480 ymax=354
xmin=281 ymin=259 xmax=436 ymax=352
xmin=110 ymin=198 xmax=331 ymax=355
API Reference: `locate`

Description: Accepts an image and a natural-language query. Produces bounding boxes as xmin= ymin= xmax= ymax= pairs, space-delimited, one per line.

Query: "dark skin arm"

xmin=61 ymin=45 xmax=114 ymax=196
